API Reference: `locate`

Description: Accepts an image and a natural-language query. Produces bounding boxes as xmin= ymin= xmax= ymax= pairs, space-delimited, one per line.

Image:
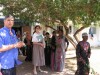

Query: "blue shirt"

xmin=0 ymin=26 xmax=21 ymax=69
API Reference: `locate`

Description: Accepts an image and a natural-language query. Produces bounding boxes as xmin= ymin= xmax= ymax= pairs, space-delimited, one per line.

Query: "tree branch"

xmin=45 ymin=25 xmax=56 ymax=30
xmin=73 ymin=26 xmax=85 ymax=43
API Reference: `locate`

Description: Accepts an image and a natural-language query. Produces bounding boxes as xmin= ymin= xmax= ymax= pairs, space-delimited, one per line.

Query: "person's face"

xmin=36 ymin=27 xmax=41 ymax=32
xmin=43 ymin=31 xmax=46 ymax=36
xmin=26 ymin=33 xmax=30 ymax=36
xmin=82 ymin=36 xmax=88 ymax=41
xmin=53 ymin=32 xmax=56 ymax=36
xmin=58 ymin=31 xmax=63 ymax=36
xmin=4 ymin=17 xmax=14 ymax=29
xmin=46 ymin=34 xmax=50 ymax=38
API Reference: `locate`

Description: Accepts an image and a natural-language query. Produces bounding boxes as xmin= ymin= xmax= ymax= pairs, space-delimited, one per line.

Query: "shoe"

xmin=38 ymin=69 xmax=43 ymax=72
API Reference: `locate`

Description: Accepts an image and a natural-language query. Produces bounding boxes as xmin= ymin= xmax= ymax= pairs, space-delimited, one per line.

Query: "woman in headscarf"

xmin=75 ymin=33 xmax=91 ymax=75
xmin=24 ymin=31 xmax=32 ymax=61
xmin=55 ymin=30 xmax=69 ymax=72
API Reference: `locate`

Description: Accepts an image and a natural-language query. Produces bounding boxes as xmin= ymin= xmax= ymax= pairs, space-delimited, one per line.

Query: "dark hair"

xmin=46 ymin=32 xmax=49 ymax=35
xmin=4 ymin=14 xmax=14 ymax=20
xmin=34 ymin=25 xmax=41 ymax=29
xmin=59 ymin=29 xmax=63 ymax=33
xmin=33 ymin=25 xmax=41 ymax=34
xmin=52 ymin=31 xmax=56 ymax=34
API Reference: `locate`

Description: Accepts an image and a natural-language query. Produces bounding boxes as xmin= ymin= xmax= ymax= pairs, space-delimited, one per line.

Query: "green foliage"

xmin=0 ymin=0 xmax=100 ymax=27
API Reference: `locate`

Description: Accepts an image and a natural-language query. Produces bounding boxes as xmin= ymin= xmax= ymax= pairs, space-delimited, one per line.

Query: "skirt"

xmin=32 ymin=44 xmax=45 ymax=66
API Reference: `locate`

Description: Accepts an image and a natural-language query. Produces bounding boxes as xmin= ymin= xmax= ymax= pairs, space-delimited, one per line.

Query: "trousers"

xmin=1 ymin=67 xmax=16 ymax=75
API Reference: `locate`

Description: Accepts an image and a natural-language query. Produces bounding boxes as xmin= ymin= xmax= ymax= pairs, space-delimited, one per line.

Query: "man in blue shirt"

xmin=0 ymin=15 xmax=25 ymax=75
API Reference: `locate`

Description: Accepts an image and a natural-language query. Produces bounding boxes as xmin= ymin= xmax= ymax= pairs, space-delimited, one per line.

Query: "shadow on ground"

xmin=17 ymin=55 xmax=77 ymax=75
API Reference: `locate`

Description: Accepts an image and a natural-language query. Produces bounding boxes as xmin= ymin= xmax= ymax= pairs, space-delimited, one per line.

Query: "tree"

xmin=0 ymin=0 xmax=100 ymax=48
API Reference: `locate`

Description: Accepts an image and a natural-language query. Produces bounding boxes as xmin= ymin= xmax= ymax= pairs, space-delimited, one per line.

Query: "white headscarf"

xmin=82 ymin=33 xmax=88 ymax=36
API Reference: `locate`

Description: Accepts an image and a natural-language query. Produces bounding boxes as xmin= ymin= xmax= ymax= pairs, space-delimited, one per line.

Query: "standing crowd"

xmin=0 ymin=14 xmax=91 ymax=75
xmin=26 ymin=25 xmax=69 ymax=74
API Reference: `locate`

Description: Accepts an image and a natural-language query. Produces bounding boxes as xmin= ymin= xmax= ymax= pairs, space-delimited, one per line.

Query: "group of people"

xmin=31 ymin=25 xmax=69 ymax=74
xmin=0 ymin=14 xmax=91 ymax=75
xmin=44 ymin=30 xmax=69 ymax=71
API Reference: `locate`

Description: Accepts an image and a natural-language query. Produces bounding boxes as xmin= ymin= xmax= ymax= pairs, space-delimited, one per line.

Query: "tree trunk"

xmin=62 ymin=23 xmax=77 ymax=48
xmin=66 ymin=35 xmax=77 ymax=48
xmin=73 ymin=26 xmax=85 ymax=43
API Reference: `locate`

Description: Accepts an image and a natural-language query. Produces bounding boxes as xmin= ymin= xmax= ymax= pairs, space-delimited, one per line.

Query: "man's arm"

xmin=0 ymin=42 xmax=25 ymax=52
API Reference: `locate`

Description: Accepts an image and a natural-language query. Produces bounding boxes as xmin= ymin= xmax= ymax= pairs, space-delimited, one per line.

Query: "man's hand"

xmin=14 ymin=41 xmax=25 ymax=48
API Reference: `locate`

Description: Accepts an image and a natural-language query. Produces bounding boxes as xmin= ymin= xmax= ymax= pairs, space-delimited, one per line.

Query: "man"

xmin=0 ymin=15 xmax=25 ymax=75
xmin=75 ymin=33 xmax=91 ymax=75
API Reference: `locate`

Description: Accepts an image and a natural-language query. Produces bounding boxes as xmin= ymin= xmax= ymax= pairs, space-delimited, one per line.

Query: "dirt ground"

xmin=16 ymin=54 xmax=77 ymax=75
xmin=17 ymin=49 xmax=100 ymax=75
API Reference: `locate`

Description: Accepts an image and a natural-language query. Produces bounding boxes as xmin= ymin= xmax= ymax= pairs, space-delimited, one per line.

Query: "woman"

xmin=55 ymin=30 xmax=69 ymax=72
xmin=24 ymin=31 xmax=32 ymax=61
xmin=51 ymin=31 xmax=56 ymax=71
xmin=44 ymin=32 xmax=51 ymax=67
xmin=75 ymin=33 xmax=91 ymax=75
xmin=32 ymin=25 xmax=45 ymax=74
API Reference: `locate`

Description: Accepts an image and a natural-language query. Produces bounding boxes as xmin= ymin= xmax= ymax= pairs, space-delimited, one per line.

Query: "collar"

xmin=3 ymin=26 xmax=11 ymax=32
xmin=3 ymin=26 xmax=14 ymax=35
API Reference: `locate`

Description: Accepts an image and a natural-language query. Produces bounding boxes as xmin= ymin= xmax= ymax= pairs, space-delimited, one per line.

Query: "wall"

xmin=68 ymin=26 xmax=100 ymax=50
xmin=22 ymin=25 xmax=31 ymax=41
xmin=22 ymin=26 xmax=31 ymax=33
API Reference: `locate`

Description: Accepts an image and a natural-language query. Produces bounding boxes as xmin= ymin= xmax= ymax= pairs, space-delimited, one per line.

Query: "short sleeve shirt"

xmin=32 ymin=33 xmax=44 ymax=42
xmin=0 ymin=27 xmax=20 ymax=69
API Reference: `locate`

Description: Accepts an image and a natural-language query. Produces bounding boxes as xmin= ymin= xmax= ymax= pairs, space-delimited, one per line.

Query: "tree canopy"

xmin=0 ymin=0 xmax=100 ymax=26
xmin=0 ymin=0 xmax=100 ymax=47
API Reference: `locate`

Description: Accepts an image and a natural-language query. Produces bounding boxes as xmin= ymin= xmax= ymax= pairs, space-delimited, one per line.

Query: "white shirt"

xmin=32 ymin=33 xmax=44 ymax=42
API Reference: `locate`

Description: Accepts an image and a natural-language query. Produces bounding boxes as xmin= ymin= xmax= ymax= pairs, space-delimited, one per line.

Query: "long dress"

xmin=51 ymin=35 xmax=56 ymax=70
xmin=75 ymin=41 xmax=91 ymax=75
xmin=24 ymin=36 xmax=32 ymax=61
xmin=44 ymin=38 xmax=51 ymax=67
xmin=32 ymin=33 xmax=45 ymax=66
xmin=55 ymin=36 xmax=68 ymax=71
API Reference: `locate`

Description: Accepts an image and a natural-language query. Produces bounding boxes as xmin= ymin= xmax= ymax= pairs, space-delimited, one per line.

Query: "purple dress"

xmin=75 ymin=41 xmax=91 ymax=75
xmin=55 ymin=36 xmax=68 ymax=71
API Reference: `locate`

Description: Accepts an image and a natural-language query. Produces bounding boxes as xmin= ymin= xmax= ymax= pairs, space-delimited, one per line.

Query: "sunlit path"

xmin=17 ymin=48 xmax=100 ymax=75
xmin=89 ymin=49 xmax=100 ymax=75
xmin=17 ymin=52 xmax=76 ymax=75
